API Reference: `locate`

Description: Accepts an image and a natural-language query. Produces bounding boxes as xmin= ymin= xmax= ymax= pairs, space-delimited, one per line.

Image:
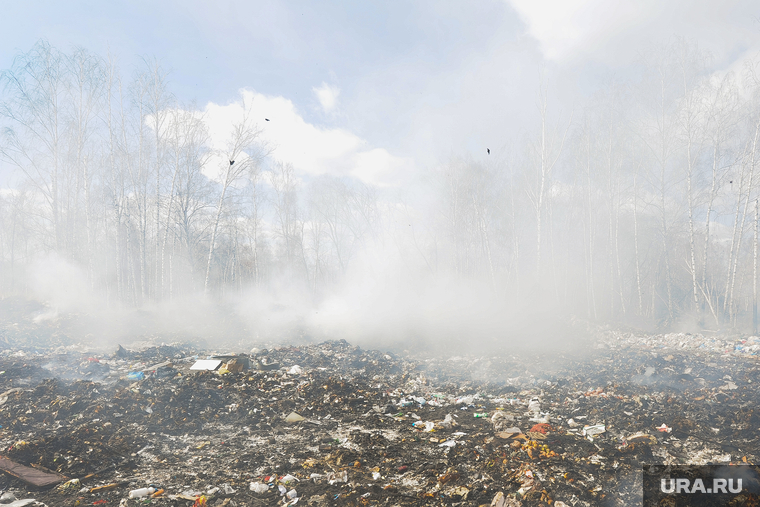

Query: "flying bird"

xmin=487 ymin=148 xmax=490 ymax=155
xmin=265 ymin=118 xmax=270 ymax=121
xmin=230 ymin=160 xmax=235 ymax=166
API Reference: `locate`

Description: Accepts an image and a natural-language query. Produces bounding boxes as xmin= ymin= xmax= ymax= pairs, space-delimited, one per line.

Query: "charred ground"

xmin=1 ymin=318 xmax=760 ymax=506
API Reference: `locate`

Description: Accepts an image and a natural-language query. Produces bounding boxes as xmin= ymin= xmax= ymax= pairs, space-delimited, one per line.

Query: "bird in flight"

xmin=230 ymin=160 xmax=235 ymax=166
xmin=487 ymin=148 xmax=490 ymax=155
xmin=265 ymin=118 xmax=270 ymax=121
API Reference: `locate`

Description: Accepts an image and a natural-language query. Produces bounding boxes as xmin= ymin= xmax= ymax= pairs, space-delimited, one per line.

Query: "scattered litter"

xmin=495 ymin=427 xmax=522 ymax=439
xmin=189 ymin=359 xmax=223 ymax=371
xmin=284 ymin=412 xmax=305 ymax=423
xmin=326 ymin=470 xmax=348 ymax=484
xmin=128 ymin=487 xmax=156 ymax=498
xmin=623 ymin=432 xmax=657 ymax=445
xmin=0 ymin=455 xmax=67 ymax=487
xmin=582 ymin=424 xmax=606 ymax=439
xmin=4 ymin=500 xmax=39 ymax=507
xmin=0 ymin=331 xmax=756 ymax=506
xmin=250 ymin=481 xmax=268 ymax=493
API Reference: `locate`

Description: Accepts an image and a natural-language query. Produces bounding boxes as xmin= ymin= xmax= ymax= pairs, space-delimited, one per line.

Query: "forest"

xmin=1 ymin=39 xmax=759 ymax=333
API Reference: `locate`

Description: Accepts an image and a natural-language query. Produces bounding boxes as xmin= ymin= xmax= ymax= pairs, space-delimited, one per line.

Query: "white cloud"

xmin=201 ymin=89 xmax=414 ymax=187
xmin=507 ymin=0 xmax=760 ymax=67
xmin=508 ymin=0 xmax=648 ymax=61
xmin=313 ymin=82 xmax=341 ymax=113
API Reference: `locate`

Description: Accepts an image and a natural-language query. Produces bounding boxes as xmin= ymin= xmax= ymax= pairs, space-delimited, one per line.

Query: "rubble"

xmin=0 ymin=324 xmax=760 ymax=505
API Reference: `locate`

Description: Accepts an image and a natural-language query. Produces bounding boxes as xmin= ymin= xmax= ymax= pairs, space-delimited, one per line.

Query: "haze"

xmin=1 ymin=1 xmax=760 ymax=352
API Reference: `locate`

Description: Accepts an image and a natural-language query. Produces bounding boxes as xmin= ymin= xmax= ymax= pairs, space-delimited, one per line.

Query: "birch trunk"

xmin=633 ymin=172 xmax=644 ymax=316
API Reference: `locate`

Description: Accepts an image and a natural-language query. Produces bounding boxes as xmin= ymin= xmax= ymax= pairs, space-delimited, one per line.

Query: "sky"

xmin=1 ymin=0 xmax=760 ymax=186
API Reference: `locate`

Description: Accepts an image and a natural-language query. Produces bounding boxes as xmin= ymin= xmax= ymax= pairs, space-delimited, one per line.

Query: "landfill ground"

xmin=2 ymin=316 xmax=760 ymax=506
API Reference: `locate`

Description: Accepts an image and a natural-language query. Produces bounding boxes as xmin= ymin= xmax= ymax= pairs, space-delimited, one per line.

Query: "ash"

xmin=0 ymin=328 xmax=759 ymax=507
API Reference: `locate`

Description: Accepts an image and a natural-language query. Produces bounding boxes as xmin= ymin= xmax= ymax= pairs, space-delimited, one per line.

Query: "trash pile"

xmin=0 ymin=328 xmax=760 ymax=506
xmin=603 ymin=329 xmax=760 ymax=356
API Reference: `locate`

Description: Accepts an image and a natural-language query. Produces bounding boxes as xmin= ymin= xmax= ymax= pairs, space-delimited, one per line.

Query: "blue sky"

xmin=2 ymin=0 xmax=760 ymax=186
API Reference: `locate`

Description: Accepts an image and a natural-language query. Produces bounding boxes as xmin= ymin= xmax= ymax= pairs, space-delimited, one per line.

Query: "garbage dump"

xmin=0 ymin=325 xmax=759 ymax=505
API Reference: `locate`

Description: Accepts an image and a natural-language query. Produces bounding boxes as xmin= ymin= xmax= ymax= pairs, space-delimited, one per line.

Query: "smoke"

xmin=305 ymin=275 xmax=577 ymax=354
xmin=15 ymin=239 xmax=587 ymax=359
xmin=228 ymin=236 xmax=589 ymax=355
xmin=9 ymin=38 xmax=757 ymax=355
xmin=28 ymin=253 xmax=95 ymax=319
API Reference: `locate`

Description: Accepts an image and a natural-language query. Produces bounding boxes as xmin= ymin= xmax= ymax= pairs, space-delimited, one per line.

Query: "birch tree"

xmin=0 ymin=41 xmax=68 ymax=252
xmin=204 ymin=103 xmax=264 ymax=293
xmin=529 ymin=80 xmax=570 ymax=276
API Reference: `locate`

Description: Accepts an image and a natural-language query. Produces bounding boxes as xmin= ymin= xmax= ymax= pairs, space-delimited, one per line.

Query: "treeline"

xmin=426 ymin=41 xmax=760 ymax=329
xmin=1 ymin=39 xmax=760 ymax=330
xmin=0 ymin=41 xmax=377 ymax=306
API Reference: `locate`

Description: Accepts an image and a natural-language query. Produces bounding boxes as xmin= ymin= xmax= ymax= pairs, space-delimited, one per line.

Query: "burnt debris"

xmin=0 ymin=330 xmax=759 ymax=505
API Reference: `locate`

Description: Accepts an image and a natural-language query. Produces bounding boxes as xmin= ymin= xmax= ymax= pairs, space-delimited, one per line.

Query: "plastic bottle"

xmin=129 ymin=487 xmax=155 ymax=498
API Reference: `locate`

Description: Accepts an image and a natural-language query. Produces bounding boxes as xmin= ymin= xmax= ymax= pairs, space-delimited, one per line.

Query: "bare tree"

xmin=142 ymin=58 xmax=172 ymax=297
xmin=204 ymin=101 xmax=265 ymax=293
xmin=634 ymin=43 xmax=682 ymax=323
xmin=701 ymin=71 xmax=738 ymax=325
xmin=245 ymin=158 xmax=264 ymax=285
xmin=66 ymin=47 xmax=105 ymax=281
xmin=270 ymin=160 xmax=303 ymax=273
xmin=163 ymin=105 xmax=208 ymax=296
xmin=675 ymin=41 xmax=707 ymax=317
xmin=528 ymin=78 xmax=570 ymax=276
xmin=0 ymin=41 xmax=68 ymax=251
xmin=173 ymin=122 xmax=213 ymax=285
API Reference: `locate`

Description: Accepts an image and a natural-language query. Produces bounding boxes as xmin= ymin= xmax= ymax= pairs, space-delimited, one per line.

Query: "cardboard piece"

xmin=0 ymin=456 xmax=67 ymax=488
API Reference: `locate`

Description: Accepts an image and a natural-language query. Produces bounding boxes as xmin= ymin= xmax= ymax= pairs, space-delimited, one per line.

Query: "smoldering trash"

xmin=1 ymin=327 xmax=760 ymax=506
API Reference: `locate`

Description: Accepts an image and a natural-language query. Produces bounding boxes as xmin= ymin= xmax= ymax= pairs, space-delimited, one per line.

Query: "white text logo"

xmin=660 ymin=478 xmax=742 ymax=494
